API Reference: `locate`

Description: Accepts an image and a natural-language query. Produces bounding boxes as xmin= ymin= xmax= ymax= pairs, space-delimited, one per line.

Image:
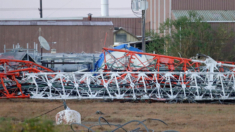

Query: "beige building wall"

xmin=114 ymin=30 xmax=139 ymax=43
xmin=146 ymin=0 xmax=172 ymax=33
xmin=146 ymin=0 xmax=235 ymax=32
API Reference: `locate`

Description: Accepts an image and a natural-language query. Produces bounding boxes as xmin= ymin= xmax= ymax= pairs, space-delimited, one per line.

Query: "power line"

xmin=0 ymin=8 xmax=131 ymax=11
xmin=0 ymin=8 xmax=34 ymax=10
xmin=34 ymin=105 xmax=64 ymax=119
xmin=45 ymin=0 xmax=74 ymax=18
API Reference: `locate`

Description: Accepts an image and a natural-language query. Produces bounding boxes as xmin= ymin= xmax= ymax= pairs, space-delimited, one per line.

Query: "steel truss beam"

xmin=0 ymin=59 xmax=53 ymax=99
xmin=22 ymin=71 xmax=235 ymax=101
xmin=2 ymin=49 xmax=235 ymax=102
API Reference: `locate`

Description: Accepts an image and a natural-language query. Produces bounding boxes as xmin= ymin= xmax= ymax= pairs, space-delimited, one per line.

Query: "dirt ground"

xmin=0 ymin=99 xmax=235 ymax=132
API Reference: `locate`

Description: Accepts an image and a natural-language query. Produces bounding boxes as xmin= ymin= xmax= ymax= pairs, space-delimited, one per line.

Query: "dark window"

xmin=116 ymin=34 xmax=127 ymax=42
xmin=135 ymin=43 xmax=142 ymax=50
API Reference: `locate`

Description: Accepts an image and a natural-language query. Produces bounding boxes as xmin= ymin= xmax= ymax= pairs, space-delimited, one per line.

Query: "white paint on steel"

xmin=101 ymin=0 xmax=109 ymax=16
xmin=26 ymin=71 xmax=235 ymax=101
xmin=24 ymin=55 xmax=235 ymax=101
xmin=98 ymin=51 xmax=152 ymax=72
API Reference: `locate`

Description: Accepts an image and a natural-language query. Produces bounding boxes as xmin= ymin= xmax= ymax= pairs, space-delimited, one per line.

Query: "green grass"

xmin=0 ymin=118 xmax=59 ymax=132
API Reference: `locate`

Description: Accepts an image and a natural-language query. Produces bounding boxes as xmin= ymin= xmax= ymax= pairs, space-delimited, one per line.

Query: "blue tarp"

xmin=94 ymin=44 xmax=142 ymax=71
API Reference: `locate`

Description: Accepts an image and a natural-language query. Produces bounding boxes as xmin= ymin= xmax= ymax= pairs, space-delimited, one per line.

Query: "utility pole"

xmin=39 ymin=0 xmax=43 ymax=18
xmin=142 ymin=9 xmax=146 ymax=52
xmin=140 ymin=0 xmax=148 ymax=52
xmin=39 ymin=0 xmax=42 ymax=62
xmin=39 ymin=28 xmax=43 ymax=61
xmin=133 ymin=0 xmax=147 ymax=52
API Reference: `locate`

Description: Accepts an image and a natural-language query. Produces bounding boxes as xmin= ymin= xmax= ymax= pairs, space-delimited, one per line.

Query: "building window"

xmin=116 ymin=34 xmax=127 ymax=42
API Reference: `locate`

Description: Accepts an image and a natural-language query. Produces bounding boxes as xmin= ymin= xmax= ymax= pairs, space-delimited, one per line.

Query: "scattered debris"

xmin=1 ymin=46 xmax=235 ymax=102
xmin=96 ymin=111 xmax=104 ymax=115
xmin=55 ymin=100 xmax=81 ymax=125
xmin=71 ymin=116 xmax=169 ymax=132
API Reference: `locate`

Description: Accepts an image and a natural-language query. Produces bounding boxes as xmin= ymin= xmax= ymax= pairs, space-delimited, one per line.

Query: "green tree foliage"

xmin=146 ymin=11 xmax=235 ymax=61
xmin=146 ymin=32 xmax=165 ymax=54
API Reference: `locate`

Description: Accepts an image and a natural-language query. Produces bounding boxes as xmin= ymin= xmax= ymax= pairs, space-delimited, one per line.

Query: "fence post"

xmin=4 ymin=45 xmax=6 ymax=53
xmin=27 ymin=43 xmax=29 ymax=61
xmin=34 ymin=42 xmax=35 ymax=60
xmin=36 ymin=44 xmax=38 ymax=61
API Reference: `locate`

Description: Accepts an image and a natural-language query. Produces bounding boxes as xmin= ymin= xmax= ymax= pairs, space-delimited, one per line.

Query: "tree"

xmin=146 ymin=31 xmax=165 ymax=54
xmin=146 ymin=11 xmax=235 ymax=61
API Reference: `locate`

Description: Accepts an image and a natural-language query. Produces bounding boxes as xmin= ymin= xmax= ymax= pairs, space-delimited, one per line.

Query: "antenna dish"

xmin=38 ymin=36 xmax=50 ymax=50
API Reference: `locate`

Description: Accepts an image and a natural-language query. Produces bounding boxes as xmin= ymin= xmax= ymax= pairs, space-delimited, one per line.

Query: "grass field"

xmin=0 ymin=99 xmax=235 ymax=132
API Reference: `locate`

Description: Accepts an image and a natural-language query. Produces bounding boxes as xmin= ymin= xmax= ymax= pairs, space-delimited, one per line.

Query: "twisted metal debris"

xmin=70 ymin=117 xmax=167 ymax=132
xmin=0 ymin=59 xmax=53 ymax=99
xmin=21 ymin=70 xmax=235 ymax=101
xmin=1 ymin=48 xmax=235 ymax=102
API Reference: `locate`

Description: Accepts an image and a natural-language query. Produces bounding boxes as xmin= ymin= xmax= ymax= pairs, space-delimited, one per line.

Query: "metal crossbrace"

xmin=2 ymin=49 xmax=235 ymax=101
xmin=23 ymin=69 xmax=235 ymax=101
xmin=0 ymin=59 xmax=53 ymax=99
xmin=21 ymin=50 xmax=235 ymax=100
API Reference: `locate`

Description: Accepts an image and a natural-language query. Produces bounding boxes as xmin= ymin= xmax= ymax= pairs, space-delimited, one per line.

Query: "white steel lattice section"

xmin=24 ymin=71 xmax=235 ymax=101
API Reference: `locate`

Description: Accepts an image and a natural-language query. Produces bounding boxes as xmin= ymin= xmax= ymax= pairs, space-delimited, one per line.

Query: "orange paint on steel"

xmin=0 ymin=59 xmax=53 ymax=99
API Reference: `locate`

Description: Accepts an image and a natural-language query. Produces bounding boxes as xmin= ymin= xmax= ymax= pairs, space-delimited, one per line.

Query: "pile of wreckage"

xmin=1 ymin=44 xmax=235 ymax=102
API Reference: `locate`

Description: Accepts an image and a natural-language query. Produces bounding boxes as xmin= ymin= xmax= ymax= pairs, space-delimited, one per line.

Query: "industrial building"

xmin=0 ymin=20 xmax=114 ymax=53
xmin=146 ymin=0 xmax=235 ymax=33
xmin=83 ymin=17 xmax=141 ymax=36
xmin=0 ymin=0 xmax=142 ymax=53
xmin=0 ymin=14 xmax=142 ymax=53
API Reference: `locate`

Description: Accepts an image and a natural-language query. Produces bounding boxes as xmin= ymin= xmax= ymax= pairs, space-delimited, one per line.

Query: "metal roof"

xmin=0 ymin=17 xmax=83 ymax=21
xmin=84 ymin=16 xmax=140 ymax=18
xmin=0 ymin=21 xmax=113 ymax=26
xmin=113 ymin=27 xmax=139 ymax=40
xmin=172 ymin=10 xmax=235 ymax=22
xmin=0 ymin=52 xmax=36 ymax=63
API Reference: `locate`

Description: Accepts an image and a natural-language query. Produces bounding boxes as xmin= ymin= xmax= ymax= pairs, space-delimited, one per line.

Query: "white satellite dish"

xmin=38 ymin=36 xmax=50 ymax=50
